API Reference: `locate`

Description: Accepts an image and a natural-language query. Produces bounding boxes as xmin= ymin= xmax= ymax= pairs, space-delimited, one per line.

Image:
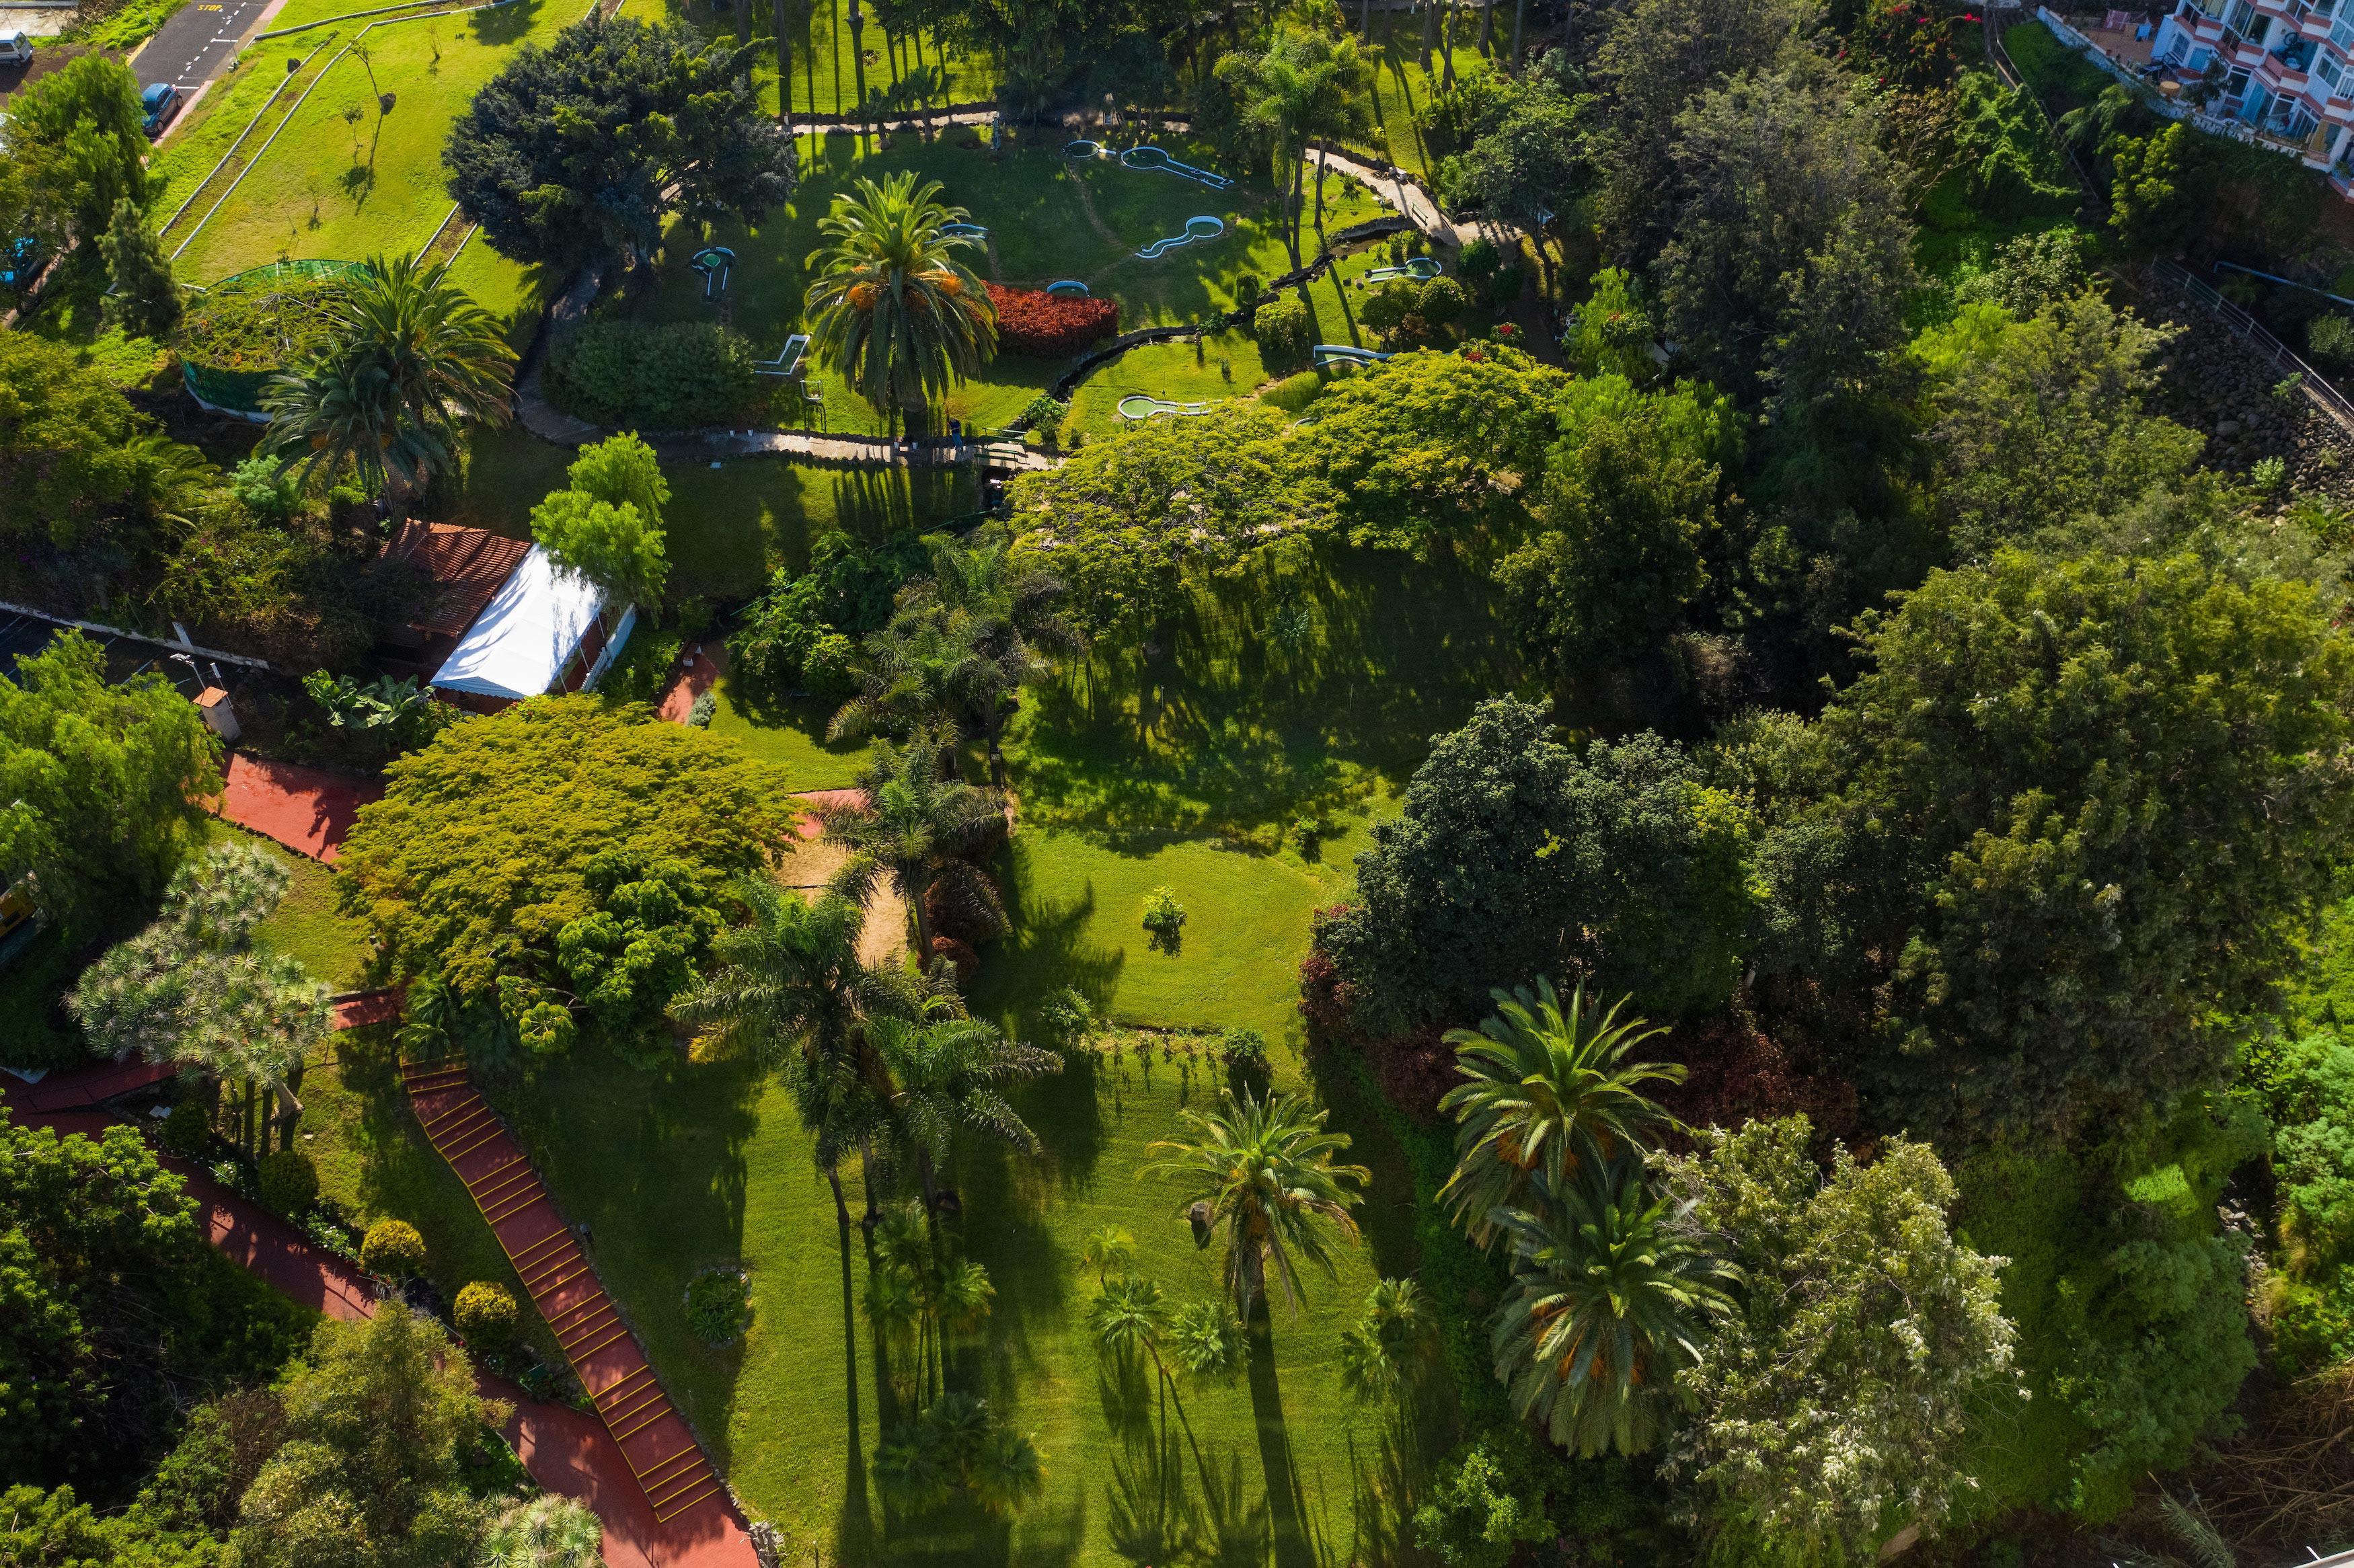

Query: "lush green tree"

xmin=445 ymin=13 xmax=793 ymax=270
xmin=870 ymin=1011 xmax=1059 ymax=1208
xmin=1496 ymin=373 xmax=1733 ymax=676
xmin=1439 ymin=979 xmax=1683 ymax=1247
xmin=1661 ymin=1118 xmax=2017 ymax=1564
xmin=529 ymin=477 xmax=669 ymax=609
xmin=0 ymin=337 xmax=188 ymax=549
xmin=477 ymin=1495 xmax=603 ymax=1568
xmin=1655 ymin=66 xmax=1916 ymax=408
xmin=262 ymin=255 xmax=515 ymax=500
xmin=68 ymin=842 xmax=331 ymax=1159
xmin=1293 ymin=348 xmax=1562 ymax=551
xmin=1408 ymin=1435 xmax=1554 ymax=1568
xmin=1914 ymin=296 xmax=2201 ymax=561
xmin=4 ymin=55 xmax=150 ymax=239
xmin=1316 ymin=698 xmax=1753 ymax=1039
xmin=821 ymin=728 xmax=1006 ymax=962
xmin=227 ymin=1309 xmax=498 ymax=1568
xmin=1753 ymin=550 xmax=2354 ymax=1136
xmin=803 ymin=171 xmax=995 ymax=430
xmin=1215 ymin=24 xmax=1375 ymax=265
xmin=670 ymin=879 xmax=907 ymax=1228
xmin=98 ymin=197 xmax=181 ymax=339
xmin=0 ymin=1113 xmax=198 ymax=1485
xmin=1145 ymin=1087 xmax=1368 ymax=1321
xmin=1490 ymin=1161 xmax=1738 ymax=1457
xmin=1449 ymin=74 xmax=1590 ymax=293
xmin=338 ymin=697 xmax=793 ymax=1042
xmin=1564 ymin=268 xmax=1657 ymax=383
xmin=2109 ymin=122 xmax=2197 ymax=256
xmin=1006 ymin=403 xmax=1320 ymax=635
xmin=0 ymin=633 xmax=223 ymax=939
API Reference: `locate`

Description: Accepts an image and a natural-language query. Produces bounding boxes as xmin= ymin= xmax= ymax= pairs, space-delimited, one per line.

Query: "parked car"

xmin=0 ymin=32 xmax=34 ymax=66
xmin=141 ymin=81 xmax=180 ymax=136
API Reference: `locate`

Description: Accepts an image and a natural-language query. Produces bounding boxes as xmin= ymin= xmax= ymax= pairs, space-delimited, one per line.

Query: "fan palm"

xmin=1439 ymin=978 xmax=1685 ymax=1249
xmin=1339 ymin=1276 xmax=1439 ymax=1405
xmin=823 ymin=730 xmax=1007 ymax=962
xmin=870 ymin=1011 xmax=1058 ymax=1210
xmin=1146 ymin=1087 xmax=1369 ymax=1323
xmin=971 ymin=1425 xmax=1048 ymax=1518
xmin=1490 ymin=1162 xmax=1738 ymax=1458
xmin=262 ymin=253 xmax=513 ymax=499
xmin=669 ymin=877 xmax=913 ymax=1230
xmin=803 ymin=171 xmax=995 ymax=432
xmin=1082 ymin=1225 xmax=1137 ymax=1287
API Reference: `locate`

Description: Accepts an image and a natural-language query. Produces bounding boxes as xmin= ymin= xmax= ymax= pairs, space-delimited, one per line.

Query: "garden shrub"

xmin=1141 ymin=887 xmax=1186 ymax=948
xmin=454 ymin=1281 xmax=519 ymax=1351
xmin=1261 ymin=370 xmax=1328 ymax=415
xmin=1411 ymin=1434 xmax=1554 ymax=1568
xmin=256 ymin=1150 xmax=318 ymax=1216
xmin=930 ymin=935 xmax=981 ymax=984
xmin=1035 ymin=986 xmax=1094 ymax=1052
xmin=1456 ymin=237 xmax=1499 ymax=291
xmin=545 ymin=319 xmax=757 ymax=429
xmin=685 ymin=1269 xmax=751 ymax=1344
xmin=985 ymin=284 xmax=1118 ymax=357
xmin=1360 ymin=280 xmax=1422 ymax=335
xmin=1418 ymin=277 xmax=1466 ymax=326
xmin=728 ymin=573 xmax=856 ymax=703
xmin=687 ymin=690 xmax=717 ymax=727
xmin=159 ymin=1099 xmax=211 ymax=1159
xmin=1215 ymin=1026 xmax=1268 ymax=1067
xmin=2312 ymin=313 xmax=2354 ymax=368
xmin=1252 ymin=295 xmax=1314 ymax=373
xmin=360 ymin=1218 xmax=428 ymax=1281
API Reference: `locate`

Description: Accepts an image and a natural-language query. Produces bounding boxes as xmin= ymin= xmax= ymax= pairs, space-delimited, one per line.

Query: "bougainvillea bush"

xmin=987 ymin=284 xmax=1118 ymax=358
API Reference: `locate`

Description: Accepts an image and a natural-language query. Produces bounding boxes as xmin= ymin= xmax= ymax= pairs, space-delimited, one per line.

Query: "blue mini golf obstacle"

xmin=1118 ymin=145 xmax=1233 ymax=190
xmin=1313 ymin=343 xmax=1394 ymax=370
xmin=1063 ymin=139 xmax=1103 ymax=159
xmin=1137 ymin=214 xmax=1225 ymax=260
xmin=940 ymin=221 xmax=988 ymax=240
xmin=1045 ymin=280 xmax=1092 ymax=297
xmin=693 ymin=245 xmax=735 ymax=300
xmin=1118 ymin=393 xmax=1213 ymax=419
xmin=753 ymin=333 xmax=810 ymax=379
xmin=1364 ymin=256 xmax=1442 ymax=284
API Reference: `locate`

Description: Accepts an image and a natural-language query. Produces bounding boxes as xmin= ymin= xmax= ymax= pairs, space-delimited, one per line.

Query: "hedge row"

xmin=545 ymin=318 xmax=759 ymax=430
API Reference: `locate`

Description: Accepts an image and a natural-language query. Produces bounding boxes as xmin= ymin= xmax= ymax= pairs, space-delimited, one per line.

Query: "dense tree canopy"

xmin=1317 ymin=697 xmax=1753 ymax=1038
xmin=1751 ymin=549 xmax=2354 ymax=1136
xmin=445 ymin=14 xmax=793 ymax=270
xmin=3 ymin=55 xmax=151 ymax=240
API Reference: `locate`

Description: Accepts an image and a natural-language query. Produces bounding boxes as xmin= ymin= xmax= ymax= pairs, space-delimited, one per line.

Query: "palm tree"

xmin=1146 ymin=1087 xmax=1370 ymax=1322
xmin=1490 ymin=1162 xmax=1739 ymax=1458
xmin=803 ymin=171 xmax=995 ymax=432
xmin=477 ymin=1495 xmax=604 ymax=1568
xmin=262 ymin=253 xmax=513 ymax=501
xmin=1233 ymin=27 xmax=1375 ymax=267
xmin=1082 ymin=1225 xmax=1137 ymax=1288
xmin=669 ymin=877 xmax=913 ymax=1230
xmin=971 ymin=1425 xmax=1048 ymax=1517
xmin=870 ymin=1010 xmax=1059 ymax=1210
xmin=1438 ymin=978 xmax=1685 ymax=1250
xmin=823 ymin=730 xmax=1007 ymax=962
xmin=830 ymin=611 xmax=965 ymax=746
xmin=914 ymin=526 xmax=1082 ymax=784
xmin=1338 ymin=1276 xmax=1438 ymax=1405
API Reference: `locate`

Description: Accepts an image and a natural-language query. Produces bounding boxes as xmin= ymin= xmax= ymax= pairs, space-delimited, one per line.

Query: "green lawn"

xmin=160 ymin=0 xmax=590 ymax=282
xmin=704 ymin=682 xmax=879 ymax=789
xmin=1065 ymin=329 xmax=1273 ymax=438
xmin=623 ymin=131 xmax=1390 ymax=437
xmin=1349 ymin=15 xmax=1501 ymax=182
xmin=500 ymin=1037 xmax=1443 ymax=1567
xmin=447 ymin=428 xmax=976 ymax=602
xmin=221 ymin=824 xmax=374 ymax=988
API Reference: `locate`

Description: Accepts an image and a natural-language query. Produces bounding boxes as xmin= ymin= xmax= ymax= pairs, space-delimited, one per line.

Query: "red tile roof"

xmin=383 ymin=521 xmax=533 ymax=638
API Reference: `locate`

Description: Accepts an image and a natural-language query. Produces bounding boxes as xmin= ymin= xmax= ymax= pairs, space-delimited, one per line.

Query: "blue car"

xmin=141 ymin=81 xmax=180 ymax=136
xmin=0 ymin=235 xmax=38 ymax=290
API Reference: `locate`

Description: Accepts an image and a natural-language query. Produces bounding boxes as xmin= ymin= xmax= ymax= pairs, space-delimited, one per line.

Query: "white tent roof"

xmin=430 ymin=545 xmax=605 ymax=701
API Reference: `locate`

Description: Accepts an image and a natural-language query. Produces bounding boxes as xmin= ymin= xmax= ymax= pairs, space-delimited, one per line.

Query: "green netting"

xmin=180 ymin=260 xmax=367 ymax=414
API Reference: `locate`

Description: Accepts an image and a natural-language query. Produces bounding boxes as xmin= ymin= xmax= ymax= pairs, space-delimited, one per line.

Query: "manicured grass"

xmin=447 ymin=428 xmax=977 ymax=602
xmin=623 ymin=131 xmax=1388 ymax=436
xmin=1065 ymin=329 xmax=1272 ymax=437
xmin=1001 ymin=541 xmax=1517 ymax=844
xmin=503 ymin=1038 xmax=1442 ymax=1566
xmin=1349 ymin=15 xmax=1500 ymax=182
xmin=162 ymin=0 xmax=588 ymax=282
xmin=704 ymin=681 xmax=878 ymax=789
xmin=214 ymin=822 xmax=374 ymax=988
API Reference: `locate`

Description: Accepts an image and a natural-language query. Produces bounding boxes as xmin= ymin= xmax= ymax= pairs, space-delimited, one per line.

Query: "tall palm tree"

xmin=869 ymin=1010 xmax=1059 ymax=1210
xmin=262 ymin=253 xmax=514 ymax=501
xmin=823 ymin=730 xmax=1007 ymax=962
xmin=830 ymin=611 xmax=966 ymax=747
xmin=1145 ymin=1088 xmax=1369 ymax=1323
xmin=669 ymin=877 xmax=912 ymax=1230
xmin=1438 ymin=978 xmax=1685 ymax=1250
xmin=1234 ymin=27 xmax=1375 ymax=267
xmin=803 ymin=171 xmax=995 ymax=433
xmin=917 ymin=526 xmax=1082 ymax=785
xmin=1489 ymin=1162 xmax=1739 ymax=1458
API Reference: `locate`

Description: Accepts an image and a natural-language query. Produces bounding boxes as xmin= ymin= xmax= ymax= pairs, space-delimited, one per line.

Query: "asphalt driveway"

xmin=135 ymin=0 xmax=268 ymax=92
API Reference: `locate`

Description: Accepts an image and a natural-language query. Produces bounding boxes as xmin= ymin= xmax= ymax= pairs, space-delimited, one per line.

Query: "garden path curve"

xmin=213 ymin=753 xmax=382 ymax=863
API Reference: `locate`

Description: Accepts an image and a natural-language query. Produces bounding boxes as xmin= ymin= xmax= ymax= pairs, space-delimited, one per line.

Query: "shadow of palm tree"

xmin=838 ymin=1211 xmax=878 ymax=1565
xmin=1108 ymin=1425 xmax=1202 ymax=1566
xmin=1246 ymin=1319 xmax=1317 ymax=1568
xmin=1197 ymin=1446 xmax=1275 ymax=1568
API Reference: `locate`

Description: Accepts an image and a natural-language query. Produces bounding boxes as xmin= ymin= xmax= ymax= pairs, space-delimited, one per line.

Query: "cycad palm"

xmin=823 ymin=730 xmax=1006 ymax=961
xmin=263 ymin=253 xmax=513 ymax=498
xmin=1439 ymin=978 xmax=1684 ymax=1249
xmin=1489 ymin=1163 xmax=1737 ymax=1458
xmin=803 ymin=171 xmax=995 ymax=431
xmin=669 ymin=877 xmax=911 ymax=1229
xmin=870 ymin=1010 xmax=1058 ymax=1209
xmin=1146 ymin=1088 xmax=1369 ymax=1323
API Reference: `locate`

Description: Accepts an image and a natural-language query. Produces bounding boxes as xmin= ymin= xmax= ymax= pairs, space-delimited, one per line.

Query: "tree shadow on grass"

xmin=968 ymin=843 xmax=1125 ymax=1050
xmin=1108 ymin=1423 xmax=1203 ymax=1567
xmin=839 ymin=1212 xmax=879 ymax=1567
xmin=1246 ymin=1319 xmax=1318 ymax=1568
xmin=467 ymin=0 xmax=541 ymax=46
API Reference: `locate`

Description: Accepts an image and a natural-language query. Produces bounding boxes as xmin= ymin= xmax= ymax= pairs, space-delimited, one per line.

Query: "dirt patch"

xmin=780 ymin=837 xmax=907 ymax=967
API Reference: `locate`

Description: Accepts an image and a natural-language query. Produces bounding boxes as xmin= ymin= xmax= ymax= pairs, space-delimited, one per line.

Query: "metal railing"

xmin=2154 ymin=258 xmax=2354 ymax=431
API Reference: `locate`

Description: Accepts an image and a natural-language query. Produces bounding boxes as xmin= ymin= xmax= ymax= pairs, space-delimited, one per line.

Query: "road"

xmin=132 ymin=0 xmax=269 ymax=94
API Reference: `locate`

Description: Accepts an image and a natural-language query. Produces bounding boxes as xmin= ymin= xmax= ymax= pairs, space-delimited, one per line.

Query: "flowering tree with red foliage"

xmin=987 ymin=284 xmax=1119 ymax=358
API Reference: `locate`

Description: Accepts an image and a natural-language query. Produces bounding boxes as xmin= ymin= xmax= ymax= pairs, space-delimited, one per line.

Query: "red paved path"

xmin=654 ymin=648 xmax=720 ymax=723
xmin=0 ymin=1065 xmax=756 ymax=1568
xmin=215 ymin=754 xmax=383 ymax=863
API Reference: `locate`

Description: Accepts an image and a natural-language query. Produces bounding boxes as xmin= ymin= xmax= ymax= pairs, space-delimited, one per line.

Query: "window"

xmin=2230 ymin=65 xmax=2254 ymax=91
xmin=2228 ymin=0 xmax=2257 ymax=29
xmin=2320 ymin=48 xmax=2345 ymax=86
xmin=2335 ymin=9 xmax=2354 ymax=46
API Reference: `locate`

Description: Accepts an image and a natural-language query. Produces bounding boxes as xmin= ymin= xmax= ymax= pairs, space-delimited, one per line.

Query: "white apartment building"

xmin=2148 ymin=0 xmax=2354 ymax=191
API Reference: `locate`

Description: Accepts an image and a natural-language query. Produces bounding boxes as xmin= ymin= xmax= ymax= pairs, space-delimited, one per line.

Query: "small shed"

xmin=428 ymin=545 xmax=634 ymax=709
